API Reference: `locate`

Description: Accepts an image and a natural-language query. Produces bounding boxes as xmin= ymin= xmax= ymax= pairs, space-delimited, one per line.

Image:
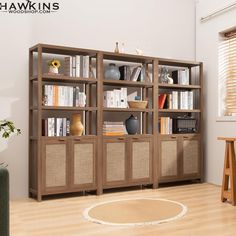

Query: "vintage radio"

xmin=173 ymin=117 xmax=197 ymax=133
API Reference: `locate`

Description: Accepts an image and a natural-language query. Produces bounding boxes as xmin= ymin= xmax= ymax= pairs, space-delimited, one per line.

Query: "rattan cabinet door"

xmin=71 ymin=137 xmax=96 ymax=189
xmin=182 ymin=136 xmax=200 ymax=177
xmin=130 ymin=137 xmax=152 ymax=183
xmin=159 ymin=136 xmax=179 ymax=181
xmin=42 ymin=138 xmax=69 ymax=194
xmin=103 ymin=138 xmax=127 ymax=186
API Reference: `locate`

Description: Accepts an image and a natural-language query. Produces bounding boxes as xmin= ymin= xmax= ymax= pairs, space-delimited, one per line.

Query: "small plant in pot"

xmin=48 ymin=59 xmax=61 ymax=74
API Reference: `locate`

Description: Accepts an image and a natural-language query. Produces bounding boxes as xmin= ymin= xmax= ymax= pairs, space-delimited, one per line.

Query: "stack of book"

xmin=103 ymin=88 xmax=127 ymax=108
xmin=103 ymin=121 xmax=127 ymax=136
xmin=43 ymin=85 xmax=86 ymax=107
xmin=64 ymin=55 xmax=93 ymax=78
xmin=42 ymin=118 xmax=70 ymax=137
xmin=158 ymin=91 xmax=193 ymax=110
xmin=172 ymin=68 xmax=189 ymax=85
xmin=159 ymin=117 xmax=172 ymax=134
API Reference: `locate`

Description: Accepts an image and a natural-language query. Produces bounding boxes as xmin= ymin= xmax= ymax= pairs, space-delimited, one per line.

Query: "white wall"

xmin=0 ymin=0 xmax=195 ymax=199
xmin=196 ymin=0 xmax=236 ymax=185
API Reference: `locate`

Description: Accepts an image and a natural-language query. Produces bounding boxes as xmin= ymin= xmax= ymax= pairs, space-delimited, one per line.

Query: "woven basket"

xmin=128 ymin=100 xmax=148 ymax=109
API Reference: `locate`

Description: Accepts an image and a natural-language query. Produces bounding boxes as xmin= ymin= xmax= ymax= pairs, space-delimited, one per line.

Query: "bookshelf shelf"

xmin=42 ymin=106 xmax=97 ymax=111
xmin=159 ymin=109 xmax=201 ymax=113
xmin=103 ymin=108 xmax=153 ymax=112
xmin=158 ymin=83 xmax=201 ymax=89
xmin=103 ymin=79 xmax=153 ymax=88
xmin=103 ymin=134 xmax=153 ymax=138
xmin=29 ymin=43 xmax=203 ymax=201
xmin=31 ymin=74 xmax=97 ymax=84
xmin=158 ymin=58 xmax=201 ymax=67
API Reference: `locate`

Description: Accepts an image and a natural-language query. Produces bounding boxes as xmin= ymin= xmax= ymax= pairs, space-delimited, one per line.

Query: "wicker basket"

xmin=128 ymin=100 xmax=148 ymax=109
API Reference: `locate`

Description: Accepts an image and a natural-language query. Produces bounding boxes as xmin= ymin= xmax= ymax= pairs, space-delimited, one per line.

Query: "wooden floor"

xmin=10 ymin=183 xmax=236 ymax=236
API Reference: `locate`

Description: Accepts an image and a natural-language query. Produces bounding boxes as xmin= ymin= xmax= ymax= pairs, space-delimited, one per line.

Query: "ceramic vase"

xmin=104 ymin=63 xmax=120 ymax=80
xmin=125 ymin=114 xmax=139 ymax=135
xmin=70 ymin=114 xmax=84 ymax=136
xmin=49 ymin=66 xmax=58 ymax=74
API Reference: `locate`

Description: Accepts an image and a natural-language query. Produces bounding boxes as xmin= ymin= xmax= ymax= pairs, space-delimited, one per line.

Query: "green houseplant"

xmin=0 ymin=120 xmax=21 ymax=236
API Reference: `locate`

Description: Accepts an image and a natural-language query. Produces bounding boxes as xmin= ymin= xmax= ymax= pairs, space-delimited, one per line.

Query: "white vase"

xmin=49 ymin=66 xmax=58 ymax=74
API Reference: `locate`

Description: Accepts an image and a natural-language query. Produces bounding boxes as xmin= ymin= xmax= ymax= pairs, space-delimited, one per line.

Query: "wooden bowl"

xmin=128 ymin=100 xmax=148 ymax=109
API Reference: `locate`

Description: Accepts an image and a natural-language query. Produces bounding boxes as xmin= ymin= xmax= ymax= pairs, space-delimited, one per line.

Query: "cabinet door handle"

xmin=171 ymin=136 xmax=177 ymax=139
xmin=183 ymin=136 xmax=189 ymax=139
xmin=74 ymin=138 xmax=81 ymax=141
xmin=132 ymin=137 xmax=140 ymax=141
xmin=118 ymin=137 xmax=125 ymax=141
xmin=58 ymin=138 xmax=66 ymax=141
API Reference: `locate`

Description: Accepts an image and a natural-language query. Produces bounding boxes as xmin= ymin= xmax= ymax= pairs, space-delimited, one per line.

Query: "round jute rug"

xmin=83 ymin=198 xmax=187 ymax=226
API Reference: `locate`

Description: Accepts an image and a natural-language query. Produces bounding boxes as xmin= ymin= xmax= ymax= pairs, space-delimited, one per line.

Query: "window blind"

xmin=219 ymin=30 xmax=236 ymax=116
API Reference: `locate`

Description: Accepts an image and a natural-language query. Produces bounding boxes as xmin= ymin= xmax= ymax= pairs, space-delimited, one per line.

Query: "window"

xmin=218 ymin=29 xmax=236 ymax=118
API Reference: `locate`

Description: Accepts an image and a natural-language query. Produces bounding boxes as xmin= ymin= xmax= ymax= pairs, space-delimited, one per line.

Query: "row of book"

xmin=103 ymin=121 xmax=127 ymax=136
xmin=42 ymin=118 xmax=70 ymax=137
xmin=64 ymin=55 xmax=93 ymax=78
xmin=103 ymin=88 xmax=128 ymax=108
xmin=171 ymin=69 xmax=189 ymax=85
xmin=159 ymin=117 xmax=173 ymax=134
xmin=158 ymin=91 xmax=193 ymax=110
xmin=119 ymin=65 xmax=147 ymax=82
xmin=43 ymin=85 xmax=86 ymax=107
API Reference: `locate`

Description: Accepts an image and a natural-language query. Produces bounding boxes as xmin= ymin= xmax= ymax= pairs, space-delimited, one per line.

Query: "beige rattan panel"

xmin=132 ymin=142 xmax=150 ymax=179
xmin=46 ymin=144 xmax=66 ymax=187
xmin=106 ymin=143 xmax=125 ymax=182
xmin=161 ymin=141 xmax=177 ymax=176
xmin=183 ymin=140 xmax=199 ymax=174
xmin=74 ymin=143 xmax=93 ymax=185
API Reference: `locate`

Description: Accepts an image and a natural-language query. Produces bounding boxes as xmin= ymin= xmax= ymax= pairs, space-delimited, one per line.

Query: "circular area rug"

xmin=83 ymin=198 xmax=187 ymax=226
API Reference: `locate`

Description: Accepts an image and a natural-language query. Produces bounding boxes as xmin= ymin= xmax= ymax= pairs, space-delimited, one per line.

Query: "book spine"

xmin=188 ymin=91 xmax=193 ymax=109
xmin=66 ymin=118 xmax=70 ymax=136
xmin=62 ymin=118 xmax=67 ymax=136
xmin=83 ymin=56 xmax=90 ymax=78
xmin=75 ymin=55 xmax=81 ymax=77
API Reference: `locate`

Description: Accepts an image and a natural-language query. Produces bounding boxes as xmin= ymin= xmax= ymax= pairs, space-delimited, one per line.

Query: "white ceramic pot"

xmin=49 ymin=66 xmax=58 ymax=74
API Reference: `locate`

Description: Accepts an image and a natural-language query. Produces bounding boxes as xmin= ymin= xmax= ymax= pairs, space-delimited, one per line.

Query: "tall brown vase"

xmin=70 ymin=114 xmax=84 ymax=136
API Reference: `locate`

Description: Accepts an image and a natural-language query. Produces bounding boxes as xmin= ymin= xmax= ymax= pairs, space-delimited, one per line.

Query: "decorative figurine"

xmin=167 ymin=74 xmax=174 ymax=84
xmin=114 ymin=42 xmax=119 ymax=53
xmin=135 ymin=48 xmax=143 ymax=55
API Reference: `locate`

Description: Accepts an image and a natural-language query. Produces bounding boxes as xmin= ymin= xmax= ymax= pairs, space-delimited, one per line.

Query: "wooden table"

xmin=218 ymin=137 xmax=236 ymax=206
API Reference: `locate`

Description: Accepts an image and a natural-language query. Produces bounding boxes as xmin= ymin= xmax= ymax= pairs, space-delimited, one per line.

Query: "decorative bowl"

xmin=128 ymin=100 xmax=148 ymax=109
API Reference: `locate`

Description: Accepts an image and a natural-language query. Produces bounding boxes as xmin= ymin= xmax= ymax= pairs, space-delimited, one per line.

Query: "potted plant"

xmin=0 ymin=120 xmax=20 ymax=236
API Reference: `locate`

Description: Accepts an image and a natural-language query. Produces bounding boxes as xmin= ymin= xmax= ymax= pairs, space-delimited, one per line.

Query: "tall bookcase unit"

xmin=29 ymin=44 xmax=203 ymax=201
xmin=157 ymin=59 xmax=203 ymax=183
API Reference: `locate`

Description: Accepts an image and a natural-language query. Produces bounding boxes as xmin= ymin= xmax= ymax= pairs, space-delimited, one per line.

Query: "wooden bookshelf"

xmin=29 ymin=43 xmax=203 ymax=201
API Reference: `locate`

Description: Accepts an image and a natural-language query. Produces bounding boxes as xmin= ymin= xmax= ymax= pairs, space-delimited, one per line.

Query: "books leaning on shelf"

xmin=172 ymin=68 xmax=189 ymax=85
xmin=64 ymin=55 xmax=92 ymax=78
xmin=159 ymin=117 xmax=172 ymax=134
xmin=159 ymin=91 xmax=193 ymax=110
xmin=103 ymin=121 xmax=127 ymax=136
xmin=103 ymin=88 xmax=127 ymax=108
xmin=158 ymin=94 xmax=167 ymax=109
xmin=43 ymin=85 xmax=86 ymax=107
xmin=42 ymin=118 xmax=70 ymax=137
xmin=119 ymin=65 xmax=145 ymax=82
